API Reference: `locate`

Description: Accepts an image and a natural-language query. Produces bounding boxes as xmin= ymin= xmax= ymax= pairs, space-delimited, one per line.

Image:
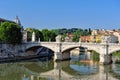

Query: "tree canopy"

xmin=0 ymin=22 xmax=22 ymax=44
xmin=25 ymin=28 xmax=44 ymax=41
xmin=42 ymin=29 xmax=56 ymax=41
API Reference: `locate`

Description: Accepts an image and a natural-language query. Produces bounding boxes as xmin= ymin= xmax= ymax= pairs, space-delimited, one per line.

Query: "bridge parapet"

xmin=24 ymin=42 xmax=62 ymax=52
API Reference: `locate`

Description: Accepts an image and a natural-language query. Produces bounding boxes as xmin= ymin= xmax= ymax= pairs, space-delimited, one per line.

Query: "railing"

xmin=24 ymin=41 xmax=120 ymax=46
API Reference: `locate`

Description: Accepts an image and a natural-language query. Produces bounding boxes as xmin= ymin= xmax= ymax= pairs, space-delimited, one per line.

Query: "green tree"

xmin=73 ymin=29 xmax=83 ymax=42
xmin=82 ymin=29 xmax=90 ymax=36
xmin=42 ymin=29 xmax=50 ymax=41
xmin=51 ymin=29 xmax=60 ymax=35
xmin=25 ymin=28 xmax=43 ymax=41
xmin=33 ymin=29 xmax=43 ymax=41
xmin=49 ymin=31 xmax=56 ymax=41
xmin=0 ymin=22 xmax=22 ymax=44
xmin=42 ymin=29 xmax=56 ymax=41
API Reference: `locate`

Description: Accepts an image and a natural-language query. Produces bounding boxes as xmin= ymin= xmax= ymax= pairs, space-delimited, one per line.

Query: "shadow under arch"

xmin=109 ymin=49 xmax=120 ymax=55
xmin=62 ymin=45 xmax=100 ymax=55
xmin=25 ymin=46 xmax=54 ymax=52
xmin=25 ymin=46 xmax=54 ymax=56
xmin=110 ymin=50 xmax=120 ymax=64
xmin=109 ymin=48 xmax=120 ymax=55
xmin=62 ymin=46 xmax=79 ymax=53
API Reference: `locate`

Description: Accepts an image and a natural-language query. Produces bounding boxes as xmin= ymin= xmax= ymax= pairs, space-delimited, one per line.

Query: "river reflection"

xmin=0 ymin=59 xmax=120 ymax=80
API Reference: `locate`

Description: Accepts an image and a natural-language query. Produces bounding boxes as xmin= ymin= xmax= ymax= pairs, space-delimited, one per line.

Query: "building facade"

xmin=80 ymin=36 xmax=92 ymax=42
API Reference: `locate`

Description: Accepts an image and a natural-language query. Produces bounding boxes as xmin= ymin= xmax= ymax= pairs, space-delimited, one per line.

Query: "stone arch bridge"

xmin=20 ymin=42 xmax=120 ymax=64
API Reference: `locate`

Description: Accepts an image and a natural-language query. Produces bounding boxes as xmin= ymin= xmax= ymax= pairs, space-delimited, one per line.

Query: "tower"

xmin=14 ymin=16 xmax=24 ymax=42
xmin=14 ymin=16 xmax=24 ymax=32
xmin=14 ymin=16 xmax=21 ymax=26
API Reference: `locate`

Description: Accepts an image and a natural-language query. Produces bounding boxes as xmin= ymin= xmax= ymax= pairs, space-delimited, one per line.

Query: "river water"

xmin=0 ymin=56 xmax=120 ymax=80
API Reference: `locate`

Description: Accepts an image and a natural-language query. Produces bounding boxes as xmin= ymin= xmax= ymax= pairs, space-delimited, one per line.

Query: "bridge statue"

xmin=32 ymin=32 xmax=35 ymax=42
xmin=56 ymin=35 xmax=62 ymax=42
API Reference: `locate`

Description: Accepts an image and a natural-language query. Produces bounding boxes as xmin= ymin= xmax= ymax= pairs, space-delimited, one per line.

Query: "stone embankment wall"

xmin=0 ymin=44 xmax=24 ymax=58
xmin=0 ymin=44 xmax=51 ymax=59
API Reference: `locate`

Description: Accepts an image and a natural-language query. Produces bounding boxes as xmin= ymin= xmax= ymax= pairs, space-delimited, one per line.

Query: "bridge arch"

xmin=24 ymin=42 xmax=61 ymax=53
xmin=81 ymin=46 xmax=100 ymax=54
xmin=62 ymin=45 xmax=100 ymax=54
xmin=109 ymin=48 xmax=120 ymax=54
xmin=62 ymin=46 xmax=80 ymax=53
xmin=25 ymin=46 xmax=42 ymax=51
xmin=23 ymin=42 xmax=120 ymax=64
xmin=61 ymin=44 xmax=100 ymax=61
xmin=25 ymin=45 xmax=55 ymax=53
xmin=25 ymin=43 xmax=56 ymax=53
xmin=24 ymin=45 xmax=55 ymax=57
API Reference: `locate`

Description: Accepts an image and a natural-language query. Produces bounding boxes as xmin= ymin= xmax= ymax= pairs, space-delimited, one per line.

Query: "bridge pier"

xmin=54 ymin=52 xmax=62 ymax=61
xmin=62 ymin=51 xmax=71 ymax=61
xmin=100 ymin=54 xmax=112 ymax=64
xmin=99 ymin=44 xmax=112 ymax=64
xmin=54 ymin=51 xmax=71 ymax=61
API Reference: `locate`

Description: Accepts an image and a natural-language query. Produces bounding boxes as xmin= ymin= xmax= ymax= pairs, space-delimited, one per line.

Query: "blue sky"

xmin=0 ymin=0 xmax=120 ymax=30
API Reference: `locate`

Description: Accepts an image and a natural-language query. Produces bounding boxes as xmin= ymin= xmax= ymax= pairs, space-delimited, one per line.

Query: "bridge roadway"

xmin=20 ymin=42 xmax=120 ymax=64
